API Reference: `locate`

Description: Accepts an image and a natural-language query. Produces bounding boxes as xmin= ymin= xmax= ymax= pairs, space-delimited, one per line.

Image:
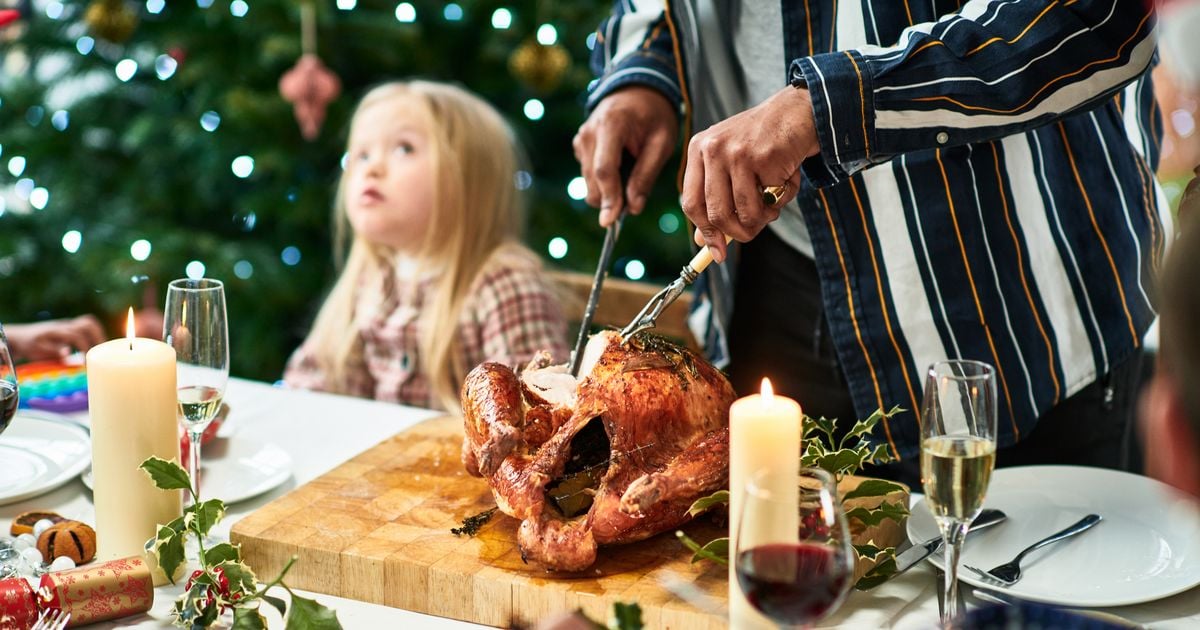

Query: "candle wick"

xmin=129 ymin=341 xmax=133 ymax=351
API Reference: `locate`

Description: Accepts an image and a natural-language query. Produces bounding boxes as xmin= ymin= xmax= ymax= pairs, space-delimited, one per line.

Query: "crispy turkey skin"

xmin=460 ymin=330 xmax=735 ymax=572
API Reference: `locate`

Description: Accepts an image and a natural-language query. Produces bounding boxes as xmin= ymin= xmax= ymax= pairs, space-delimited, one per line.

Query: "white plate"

xmin=83 ymin=439 xmax=292 ymax=505
xmin=908 ymin=465 xmax=1200 ymax=607
xmin=0 ymin=412 xmax=91 ymax=505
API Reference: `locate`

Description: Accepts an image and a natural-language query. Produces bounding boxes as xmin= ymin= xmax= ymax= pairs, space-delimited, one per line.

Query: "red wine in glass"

xmin=0 ymin=380 xmax=16 ymax=435
xmin=736 ymin=542 xmax=851 ymax=627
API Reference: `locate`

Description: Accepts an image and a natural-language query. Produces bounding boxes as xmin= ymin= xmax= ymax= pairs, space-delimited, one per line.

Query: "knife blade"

xmin=569 ymin=154 xmax=636 ymax=376
xmin=894 ymin=508 xmax=1008 ymax=575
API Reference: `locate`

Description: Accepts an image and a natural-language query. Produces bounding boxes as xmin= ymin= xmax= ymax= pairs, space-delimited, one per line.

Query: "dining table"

xmin=3 ymin=377 xmax=1199 ymax=629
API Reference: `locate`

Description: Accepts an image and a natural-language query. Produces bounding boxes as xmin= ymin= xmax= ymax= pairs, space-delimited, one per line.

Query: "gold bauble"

xmin=508 ymin=38 xmax=570 ymax=94
xmin=85 ymin=0 xmax=138 ymax=44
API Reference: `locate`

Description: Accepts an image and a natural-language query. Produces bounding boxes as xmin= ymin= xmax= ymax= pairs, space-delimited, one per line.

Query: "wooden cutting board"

xmin=230 ymin=416 xmax=729 ymax=628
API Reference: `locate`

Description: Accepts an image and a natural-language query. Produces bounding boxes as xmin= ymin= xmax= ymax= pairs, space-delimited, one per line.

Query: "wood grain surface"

xmin=230 ymin=416 xmax=730 ymax=628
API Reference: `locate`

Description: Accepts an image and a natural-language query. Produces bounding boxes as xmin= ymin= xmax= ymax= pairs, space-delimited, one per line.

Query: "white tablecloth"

xmin=3 ymin=378 xmax=1198 ymax=628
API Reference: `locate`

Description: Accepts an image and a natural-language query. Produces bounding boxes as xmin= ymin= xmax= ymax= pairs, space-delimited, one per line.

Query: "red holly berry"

xmin=184 ymin=569 xmax=205 ymax=591
xmin=210 ymin=566 xmax=231 ymax=597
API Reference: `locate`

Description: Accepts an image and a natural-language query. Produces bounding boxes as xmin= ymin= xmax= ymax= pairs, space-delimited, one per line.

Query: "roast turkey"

xmin=460 ymin=330 xmax=735 ymax=572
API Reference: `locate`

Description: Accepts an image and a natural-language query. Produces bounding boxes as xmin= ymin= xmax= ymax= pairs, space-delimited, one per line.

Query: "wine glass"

xmin=163 ymin=278 xmax=228 ymax=501
xmin=920 ymin=360 xmax=998 ymax=625
xmin=735 ymin=466 xmax=855 ymax=628
xmin=0 ymin=324 xmax=17 ymax=436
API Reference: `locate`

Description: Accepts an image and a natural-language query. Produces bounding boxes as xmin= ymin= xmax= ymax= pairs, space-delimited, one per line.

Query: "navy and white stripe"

xmin=588 ymin=0 xmax=1172 ymax=459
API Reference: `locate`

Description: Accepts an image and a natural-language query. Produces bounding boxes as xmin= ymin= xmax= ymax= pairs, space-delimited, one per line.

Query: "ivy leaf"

xmin=845 ymin=501 xmax=910 ymax=527
xmin=232 ymin=607 xmax=268 ymax=630
xmin=140 ymin=456 xmax=192 ymax=492
xmin=675 ymin=531 xmax=729 ymax=565
xmin=842 ymin=479 xmax=909 ymax=501
xmin=608 ymin=602 xmax=644 ymax=630
xmin=285 ymin=594 xmax=343 ymax=630
xmin=262 ymin=595 xmax=288 ymax=617
xmin=685 ymin=490 xmax=729 ymax=518
xmin=204 ymin=542 xmax=241 ymax=566
xmin=153 ymin=524 xmax=185 ymax=585
xmin=216 ymin=560 xmax=259 ymax=593
xmin=191 ymin=499 xmax=227 ymax=539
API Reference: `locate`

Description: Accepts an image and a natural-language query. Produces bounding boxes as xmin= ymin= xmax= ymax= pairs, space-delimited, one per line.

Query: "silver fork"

xmin=966 ymin=514 xmax=1102 ymax=586
xmin=31 ymin=608 xmax=71 ymax=630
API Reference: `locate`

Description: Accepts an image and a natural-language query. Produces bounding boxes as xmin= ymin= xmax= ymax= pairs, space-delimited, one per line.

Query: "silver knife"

xmin=894 ymin=508 xmax=1008 ymax=575
xmin=568 ymin=154 xmax=635 ymax=376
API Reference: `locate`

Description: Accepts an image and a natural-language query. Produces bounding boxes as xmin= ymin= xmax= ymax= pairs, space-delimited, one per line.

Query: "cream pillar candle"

xmin=728 ymin=378 xmax=802 ymax=629
xmin=87 ymin=309 xmax=181 ymax=585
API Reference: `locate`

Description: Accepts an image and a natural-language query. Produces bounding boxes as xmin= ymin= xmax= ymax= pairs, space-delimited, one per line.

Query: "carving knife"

xmin=569 ymin=155 xmax=635 ymax=375
xmin=893 ymin=508 xmax=1008 ymax=576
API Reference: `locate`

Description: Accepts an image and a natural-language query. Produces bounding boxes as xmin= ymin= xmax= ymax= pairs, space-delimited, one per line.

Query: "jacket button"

xmin=936 ymin=131 xmax=949 ymax=144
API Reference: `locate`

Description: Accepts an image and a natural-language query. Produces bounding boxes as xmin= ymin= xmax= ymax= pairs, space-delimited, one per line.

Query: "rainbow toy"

xmin=16 ymin=359 xmax=88 ymax=413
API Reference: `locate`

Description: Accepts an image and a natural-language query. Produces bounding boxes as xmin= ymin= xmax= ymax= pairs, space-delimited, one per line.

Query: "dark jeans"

xmin=726 ymin=228 xmax=1149 ymax=489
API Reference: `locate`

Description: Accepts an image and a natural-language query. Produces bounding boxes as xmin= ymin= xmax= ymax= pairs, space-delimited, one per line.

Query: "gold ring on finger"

xmin=760 ymin=184 xmax=787 ymax=207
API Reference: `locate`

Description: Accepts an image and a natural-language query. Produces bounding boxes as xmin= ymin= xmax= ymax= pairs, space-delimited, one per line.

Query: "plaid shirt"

xmin=284 ymin=254 xmax=568 ymax=410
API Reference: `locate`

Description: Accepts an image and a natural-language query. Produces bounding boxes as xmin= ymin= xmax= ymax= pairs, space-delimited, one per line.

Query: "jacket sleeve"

xmin=792 ymin=0 xmax=1156 ymax=186
xmin=586 ymin=2 xmax=684 ymax=113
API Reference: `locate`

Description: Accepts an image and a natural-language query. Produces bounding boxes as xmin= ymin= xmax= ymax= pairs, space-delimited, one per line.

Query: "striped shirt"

xmin=284 ymin=251 xmax=569 ymax=410
xmin=588 ymin=0 xmax=1173 ymax=459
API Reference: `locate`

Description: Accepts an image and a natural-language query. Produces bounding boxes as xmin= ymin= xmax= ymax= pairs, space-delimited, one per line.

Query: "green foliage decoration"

xmin=140 ymin=456 xmax=342 ymax=629
xmin=675 ymin=407 xmax=911 ymax=590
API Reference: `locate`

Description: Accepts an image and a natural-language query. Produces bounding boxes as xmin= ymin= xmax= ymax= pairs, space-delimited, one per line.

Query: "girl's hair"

xmin=305 ymin=79 xmax=533 ymax=411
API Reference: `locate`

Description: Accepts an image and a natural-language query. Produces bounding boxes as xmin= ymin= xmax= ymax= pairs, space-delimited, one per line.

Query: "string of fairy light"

xmin=0 ymin=0 xmax=691 ymax=284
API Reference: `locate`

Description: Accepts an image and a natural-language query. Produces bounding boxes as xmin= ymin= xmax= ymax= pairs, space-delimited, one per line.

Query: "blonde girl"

xmin=285 ymin=80 xmax=568 ymax=412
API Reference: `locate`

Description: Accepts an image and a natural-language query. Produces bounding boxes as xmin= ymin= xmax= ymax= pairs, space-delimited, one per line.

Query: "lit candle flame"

xmin=760 ymin=377 xmax=774 ymax=402
xmin=126 ymin=307 xmax=135 ymax=340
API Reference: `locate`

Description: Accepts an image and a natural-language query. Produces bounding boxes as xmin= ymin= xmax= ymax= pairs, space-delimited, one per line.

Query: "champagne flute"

xmin=921 ymin=360 xmax=998 ymax=625
xmin=735 ymin=466 xmax=855 ymax=628
xmin=0 ymin=324 xmax=17 ymax=436
xmin=163 ymin=278 xmax=228 ymax=501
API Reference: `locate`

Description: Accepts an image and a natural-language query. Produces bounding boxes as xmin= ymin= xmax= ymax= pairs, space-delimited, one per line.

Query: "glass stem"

xmin=188 ymin=429 xmax=203 ymax=503
xmin=941 ymin=520 xmax=968 ymax=626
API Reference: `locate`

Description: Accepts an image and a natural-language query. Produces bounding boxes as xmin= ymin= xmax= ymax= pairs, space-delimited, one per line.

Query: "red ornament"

xmin=0 ymin=9 xmax=20 ymax=28
xmin=278 ymin=54 xmax=341 ymax=140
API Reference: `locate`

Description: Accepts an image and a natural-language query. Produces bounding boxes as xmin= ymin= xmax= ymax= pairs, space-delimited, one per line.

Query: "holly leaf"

xmin=675 ymin=531 xmax=729 ymax=565
xmin=153 ymin=524 xmax=185 ymax=584
xmin=204 ymin=542 xmax=241 ymax=566
xmin=215 ymin=560 xmax=259 ymax=593
xmin=868 ymin=443 xmax=894 ymax=465
xmin=842 ymin=479 xmax=908 ymax=501
xmin=845 ymin=501 xmax=910 ymax=527
xmin=232 ymin=607 xmax=268 ymax=630
xmin=189 ymin=499 xmax=227 ymax=539
xmin=608 ymin=602 xmax=644 ymax=630
xmin=854 ymin=556 xmax=898 ymax=591
xmin=140 ymin=456 xmax=192 ymax=492
xmin=262 ymin=595 xmax=288 ymax=617
xmin=685 ymin=490 xmax=729 ymax=517
xmin=285 ymin=594 xmax=343 ymax=630
xmin=810 ymin=449 xmax=869 ymax=477
xmin=852 ymin=543 xmax=895 ymax=562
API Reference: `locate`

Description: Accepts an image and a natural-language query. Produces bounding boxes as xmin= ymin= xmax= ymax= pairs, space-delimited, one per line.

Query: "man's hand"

xmin=682 ymin=86 xmax=820 ymax=263
xmin=5 ymin=315 xmax=107 ymax=361
xmin=574 ymin=86 xmax=679 ymax=226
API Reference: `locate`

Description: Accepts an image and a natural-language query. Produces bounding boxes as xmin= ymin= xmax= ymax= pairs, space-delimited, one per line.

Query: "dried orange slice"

xmin=9 ymin=510 xmax=66 ymax=536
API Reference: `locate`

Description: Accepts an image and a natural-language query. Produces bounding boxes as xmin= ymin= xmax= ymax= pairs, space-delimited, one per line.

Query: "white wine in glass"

xmin=920 ymin=359 xmax=997 ymax=626
xmin=163 ymin=278 xmax=229 ymax=501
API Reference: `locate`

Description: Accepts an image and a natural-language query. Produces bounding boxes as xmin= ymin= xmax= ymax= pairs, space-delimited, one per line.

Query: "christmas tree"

xmin=0 ymin=0 xmax=691 ymax=379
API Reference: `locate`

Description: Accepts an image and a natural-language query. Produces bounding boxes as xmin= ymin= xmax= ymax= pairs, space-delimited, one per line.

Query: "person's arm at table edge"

xmin=794 ymin=0 xmax=1156 ymax=187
